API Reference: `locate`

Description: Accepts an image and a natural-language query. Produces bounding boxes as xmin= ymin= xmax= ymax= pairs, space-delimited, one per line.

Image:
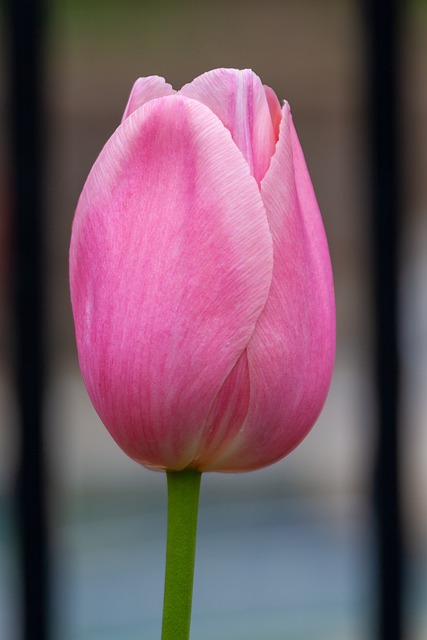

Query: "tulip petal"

xmin=263 ymin=84 xmax=282 ymax=141
xmin=193 ymin=351 xmax=250 ymax=467
xmin=121 ymin=76 xmax=175 ymax=122
xmin=208 ymin=103 xmax=336 ymax=471
xmin=180 ymin=68 xmax=277 ymax=184
xmin=70 ymin=95 xmax=273 ymax=471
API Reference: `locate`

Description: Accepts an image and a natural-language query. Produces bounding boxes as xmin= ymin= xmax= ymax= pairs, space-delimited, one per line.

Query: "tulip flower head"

xmin=70 ymin=68 xmax=335 ymax=473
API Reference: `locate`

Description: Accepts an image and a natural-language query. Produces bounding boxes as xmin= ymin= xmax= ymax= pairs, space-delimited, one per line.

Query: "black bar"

xmin=362 ymin=1 xmax=405 ymax=639
xmin=6 ymin=1 xmax=50 ymax=639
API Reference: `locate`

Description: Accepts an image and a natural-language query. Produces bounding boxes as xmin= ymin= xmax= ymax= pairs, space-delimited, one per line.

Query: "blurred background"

xmin=0 ymin=0 xmax=426 ymax=638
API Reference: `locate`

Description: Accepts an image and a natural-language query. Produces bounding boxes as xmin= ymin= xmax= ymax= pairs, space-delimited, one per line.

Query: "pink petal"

xmin=121 ymin=76 xmax=175 ymax=122
xmin=70 ymin=95 xmax=273 ymax=471
xmin=207 ymin=102 xmax=336 ymax=471
xmin=193 ymin=351 xmax=250 ymax=468
xmin=180 ymin=68 xmax=278 ymax=185
xmin=263 ymin=84 xmax=282 ymax=142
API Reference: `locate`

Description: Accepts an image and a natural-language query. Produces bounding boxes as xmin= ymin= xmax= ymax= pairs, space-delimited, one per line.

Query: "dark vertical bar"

xmin=362 ymin=1 xmax=405 ymax=639
xmin=6 ymin=1 xmax=50 ymax=639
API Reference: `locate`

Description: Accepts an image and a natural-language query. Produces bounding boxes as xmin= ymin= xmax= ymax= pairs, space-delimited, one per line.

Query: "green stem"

xmin=161 ymin=469 xmax=202 ymax=640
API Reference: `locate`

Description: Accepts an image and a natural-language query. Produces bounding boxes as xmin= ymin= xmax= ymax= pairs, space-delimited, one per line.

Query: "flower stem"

xmin=161 ymin=469 xmax=202 ymax=640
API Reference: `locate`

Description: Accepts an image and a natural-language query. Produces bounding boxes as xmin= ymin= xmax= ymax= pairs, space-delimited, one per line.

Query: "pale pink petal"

xmin=180 ymin=68 xmax=277 ymax=184
xmin=193 ymin=351 xmax=250 ymax=468
xmin=70 ymin=95 xmax=273 ymax=471
xmin=207 ymin=102 xmax=336 ymax=471
xmin=121 ymin=76 xmax=175 ymax=122
xmin=263 ymin=84 xmax=282 ymax=142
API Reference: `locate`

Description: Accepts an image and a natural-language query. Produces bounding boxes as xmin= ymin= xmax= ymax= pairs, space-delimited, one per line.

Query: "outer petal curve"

xmin=121 ymin=76 xmax=175 ymax=122
xmin=207 ymin=102 xmax=336 ymax=471
xmin=70 ymin=95 xmax=273 ymax=471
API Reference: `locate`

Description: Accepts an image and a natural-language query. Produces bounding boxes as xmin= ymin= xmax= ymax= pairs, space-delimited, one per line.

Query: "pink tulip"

xmin=70 ymin=68 xmax=335 ymax=473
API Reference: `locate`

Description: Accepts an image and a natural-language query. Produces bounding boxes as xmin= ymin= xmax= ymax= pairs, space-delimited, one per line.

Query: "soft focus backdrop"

xmin=0 ymin=1 xmax=426 ymax=639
